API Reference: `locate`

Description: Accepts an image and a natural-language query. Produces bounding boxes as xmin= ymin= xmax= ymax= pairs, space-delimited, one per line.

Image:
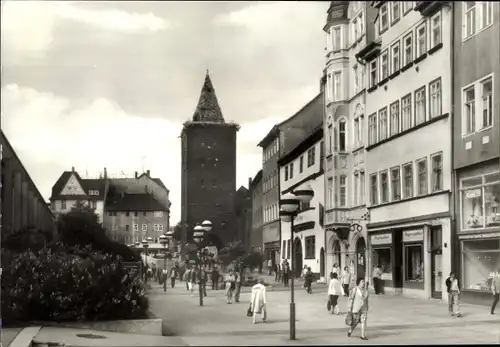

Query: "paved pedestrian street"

xmin=148 ymin=282 xmax=500 ymax=345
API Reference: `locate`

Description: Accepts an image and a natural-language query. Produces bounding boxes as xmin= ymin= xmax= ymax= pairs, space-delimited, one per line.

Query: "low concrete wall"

xmin=32 ymin=319 xmax=163 ymax=336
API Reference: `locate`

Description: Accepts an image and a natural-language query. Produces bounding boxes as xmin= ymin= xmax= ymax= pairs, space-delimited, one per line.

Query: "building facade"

xmin=279 ymin=127 xmax=325 ymax=276
xmin=235 ymin=185 xmax=252 ymax=249
xmin=322 ymin=1 xmax=373 ymax=284
xmin=180 ymin=72 xmax=239 ymax=250
xmin=452 ymin=1 xmax=500 ymax=304
xmin=1 ymin=130 xmax=55 ymax=239
xmin=249 ymin=170 xmax=263 ymax=253
xmin=359 ymin=1 xmax=453 ymax=300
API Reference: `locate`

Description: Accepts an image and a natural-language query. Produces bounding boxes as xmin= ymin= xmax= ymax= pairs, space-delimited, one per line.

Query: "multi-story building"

xmin=359 ymin=1 xmax=453 ymax=300
xmin=249 ymin=170 xmax=263 ymax=253
xmin=279 ymin=125 xmax=325 ymax=277
xmin=322 ymin=1 xmax=373 ymax=283
xmin=50 ymin=168 xmax=171 ymax=243
xmin=180 ymin=72 xmax=239 ymax=250
xmin=258 ymin=92 xmax=324 ymax=270
xmin=1 ymin=130 xmax=55 ymax=239
xmin=235 ymin=184 xmax=252 ymax=249
xmin=50 ymin=167 xmax=108 ymax=223
xmin=452 ymin=1 xmax=499 ymax=304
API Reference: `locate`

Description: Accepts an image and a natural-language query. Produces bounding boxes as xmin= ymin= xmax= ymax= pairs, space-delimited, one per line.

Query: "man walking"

xmin=211 ymin=266 xmax=219 ymax=290
xmin=282 ymin=260 xmax=290 ymax=287
xmin=267 ymin=259 xmax=273 ymax=275
xmin=445 ymin=272 xmax=462 ymax=318
xmin=491 ymin=268 xmax=500 ymax=315
xmin=234 ymin=269 xmax=243 ymax=303
xmin=372 ymin=264 xmax=382 ymax=294
xmin=170 ymin=265 xmax=177 ymax=288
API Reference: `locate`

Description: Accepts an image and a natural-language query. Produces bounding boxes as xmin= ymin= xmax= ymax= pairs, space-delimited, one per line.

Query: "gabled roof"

xmin=136 ymin=173 xmax=168 ymax=191
xmin=105 ymin=193 xmax=168 ymax=212
xmin=50 ymin=170 xmax=106 ymax=201
xmin=192 ymin=71 xmax=225 ymax=123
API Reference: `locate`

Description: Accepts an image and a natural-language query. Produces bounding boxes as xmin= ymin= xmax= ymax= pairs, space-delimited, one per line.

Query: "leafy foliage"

xmin=57 ymin=204 xmax=140 ymax=262
xmin=2 ymin=226 xmax=52 ymax=252
xmin=172 ymin=222 xmax=185 ymax=241
xmin=1 ymin=247 xmax=148 ymax=325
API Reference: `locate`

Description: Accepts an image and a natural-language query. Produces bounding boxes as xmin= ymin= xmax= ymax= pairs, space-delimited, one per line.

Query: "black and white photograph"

xmin=0 ymin=1 xmax=499 ymax=346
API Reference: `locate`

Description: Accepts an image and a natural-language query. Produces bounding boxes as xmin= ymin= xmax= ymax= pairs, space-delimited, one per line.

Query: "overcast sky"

xmin=1 ymin=1 xmax=328 ymax=224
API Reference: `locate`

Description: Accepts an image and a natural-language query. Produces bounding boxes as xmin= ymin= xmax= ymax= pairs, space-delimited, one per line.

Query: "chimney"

xmin=146 ymin=170 xmax=150 ymax=177
xmin=71 ymin=166 xmax=75 ymax=172
xmin=104 ymin=167 xmax=107 ymax=179
xmin=248 ymin=177 xmax=252 ymax=189
xmin=135 ymin=171 xmax=138 ymax=179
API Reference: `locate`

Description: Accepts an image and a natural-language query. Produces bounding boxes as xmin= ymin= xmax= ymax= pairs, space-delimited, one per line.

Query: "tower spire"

xmin=192 ymin=71 xmax=225 ymax=123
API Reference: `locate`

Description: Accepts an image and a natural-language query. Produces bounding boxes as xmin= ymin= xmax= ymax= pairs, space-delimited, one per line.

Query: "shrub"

xmin=1 ymin=246 xmax=148 ymax=326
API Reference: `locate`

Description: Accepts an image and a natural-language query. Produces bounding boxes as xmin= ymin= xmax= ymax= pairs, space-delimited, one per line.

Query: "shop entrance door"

xmin=431 ymin=226 xmax=443 ymax=299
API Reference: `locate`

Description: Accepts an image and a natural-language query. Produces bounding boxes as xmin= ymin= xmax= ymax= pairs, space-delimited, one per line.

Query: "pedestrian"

xmin=249 ymin=278 xmax=267 ymax=324
xmin=327 ymin=272 xmax=342 ymax=315
xmin=491 ymin=268 xmax=500 ymax=315
xmin=198 ymin=268 xmax=208 ymax=297
xmin=185 ymin=268 xmax=192 ymax=292
xmin=282 ymin=260 xmax=290 ymax=287
xmin=372 ymin=264 xmax=383 ymax=294
xmin=211 ymin=266 xmax=219 ymax=290
xmin=445 ymin=272 xmax=462 ymax=318
xmin=346 ymin=277 xmax=369 ymax=340
xmin=235 ymin=270 xmax=243 ymax=303
xmin=258 ymin=261 xmax=263 ymax=274
xmin=190 ymin=267 xmax=198 ymax=296
xmin=341 ymin=266 xmax=351 ymax=296
xmin=301 ymin=265 xmax=308 ymax=283
xmin=170 ymin=266 xmax=177 ymax=288
xmin=332 ymin=263 xmax=340 ymax=276
xmin=276 ymin=264 xmax=281 ymax=282
xmin=225 ymin=271 xmax=236 ymax=304
xmin=274 ymin=263 xmax=279 ymax=282
xmin=152 ymin=264 xmax=157 ymax=281
xmin=267 ymin=259 xmax=273 ymax=275
xmin=304 ymin=267 xmax=314 ymax=294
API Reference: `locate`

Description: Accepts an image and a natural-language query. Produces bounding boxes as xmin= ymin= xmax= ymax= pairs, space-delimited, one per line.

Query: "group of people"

xmin=271 ymin=260 xmax=292 ymax=286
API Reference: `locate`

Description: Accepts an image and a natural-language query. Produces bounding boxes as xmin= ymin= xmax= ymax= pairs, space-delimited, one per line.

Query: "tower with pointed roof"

xmin=180 ymin=71 xmax=240 ymax=250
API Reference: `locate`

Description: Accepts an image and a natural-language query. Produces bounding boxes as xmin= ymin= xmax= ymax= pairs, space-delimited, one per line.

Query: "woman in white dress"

xmin=250 ymin=279 xmax=267 ymax=324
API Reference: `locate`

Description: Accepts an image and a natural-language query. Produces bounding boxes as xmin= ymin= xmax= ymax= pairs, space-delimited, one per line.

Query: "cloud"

xmin=1 ymin=1 xmax=170 ymax=55
xmin=1 ymin=85 xmax=265 ymax=224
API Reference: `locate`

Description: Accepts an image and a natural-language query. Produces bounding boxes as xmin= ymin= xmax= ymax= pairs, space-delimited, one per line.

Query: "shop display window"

xmin=461 ymin=172 xmax=500 ymax=230
xmin=405 ymin=244 xmax=423 ymax=282
xmin=462 ymin=239 xmax=500 ymax=292
xmin=372 ymin=247 xmax=392 ymax=281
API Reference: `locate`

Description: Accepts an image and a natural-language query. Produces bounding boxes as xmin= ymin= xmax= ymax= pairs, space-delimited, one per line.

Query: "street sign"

xmin=122 ymin=261 xmax=142 ymax=279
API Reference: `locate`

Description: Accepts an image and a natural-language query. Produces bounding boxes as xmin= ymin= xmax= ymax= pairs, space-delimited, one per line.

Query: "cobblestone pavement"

xmin=148 ymin=281 xmax=500 ymax=345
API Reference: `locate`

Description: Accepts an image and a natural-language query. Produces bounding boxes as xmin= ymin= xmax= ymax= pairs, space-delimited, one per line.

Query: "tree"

xmin=172 ymin=221 xmax=185 ymax=241
xmin=218 ymin=241 xmax=247 ymax=266
xmin=56 ymin=204 xmax=140 ymax=262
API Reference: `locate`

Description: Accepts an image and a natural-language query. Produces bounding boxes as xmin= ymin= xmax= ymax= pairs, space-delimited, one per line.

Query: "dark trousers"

xmin=343 ymin=284 xmax=349 ymax=296
xmin=306 ymin=282 xmax=312 ymax=294
xmin=212 ymin=278 xmax=219 ymax=290
xmin=171 ymin=277 xmax=176 ymax=288
xmin=492 ymin=293 xmax=499 ymax=314
xmin=373 ymin=277 xmax=381 ymax=294
xmin=283 ymin=274 xmax=289 ymax=287
xmin=275 ymin=271 xmax=279 ymax=281
xmin=329 ymin=294 xmax=339 ymax=311
xmin=202 ymin=283 xmax=207 ymax=297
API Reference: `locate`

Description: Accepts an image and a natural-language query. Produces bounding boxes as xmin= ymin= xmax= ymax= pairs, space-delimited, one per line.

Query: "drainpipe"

xmin=322 ymin=88 xmax=328 ymax=281
xmin=449 ymin=2 xmax=457 ymax=277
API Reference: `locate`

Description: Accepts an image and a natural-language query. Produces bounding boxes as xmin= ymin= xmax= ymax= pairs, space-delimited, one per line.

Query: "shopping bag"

xmin=326 ymin=299 xmax=332 ymax=312
xmin=247 ymin=305 xmax=253 ymax=317
xmin=345 ymin=312 xmax=353 ymax=326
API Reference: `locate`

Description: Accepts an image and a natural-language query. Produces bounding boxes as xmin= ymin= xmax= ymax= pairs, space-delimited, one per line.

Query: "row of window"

xmin=326 ymin=172 xmax=366 ymax=209
xmin=370 ymin=11 xmax=442 ymax=89
xmin=263 ymin=139 xmax=279 ymax=163
xmin=112 ymin=223 xmax=164 ymax=232
xmin=107 ymin=211 xmax=164 ymax=217
xmin=57 ymin=200 xmax=97 ymax=210
xmin=369 ymin=152 xmax=443 ymax=205
xmin=378 ymin=1 xmax=415 ymax=35
xmin=263 ymin=170 xmax=278 ymax=193
xmin=368 ymin=77 xmax=442 ymax=146
xmin=124 ymin=236 xmax=167 ymax=244
xmin=283 ymin=146 xmax=317 ymax=182
xmin=463 ymin=2 xmax=494 ymax=40
xmin=462 ymin=74 xmax=494 ymax=136
xmin=264 ymin=203 xmax=279 ymax=224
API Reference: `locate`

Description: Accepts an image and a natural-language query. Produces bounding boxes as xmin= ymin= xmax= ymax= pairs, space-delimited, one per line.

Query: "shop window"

xmin=461 ymin=172 xmax=500 ymax=230
xmin=305 ymin=236 xmax=315 ymax=259
xmin=372 ymin=247 xmax=392 ymax=281
xmin=405 ymin=244 xmax=424 ymax=283
xmin=462 ymin=239 xmax=500 ymax=292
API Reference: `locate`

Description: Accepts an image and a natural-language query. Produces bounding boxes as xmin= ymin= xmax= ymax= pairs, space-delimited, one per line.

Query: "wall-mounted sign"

xmin=403 ymin=229 xmax=424 ymax=243
xmin=458 ymin=232 xmax=500 ymax=240
xmin=370 ymin=233 xmax=392 ymax=246
xmin=465 ymin=189 xmax=481 ymax=198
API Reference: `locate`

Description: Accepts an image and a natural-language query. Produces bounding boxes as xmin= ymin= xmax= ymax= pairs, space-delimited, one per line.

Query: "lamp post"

xmin=193 ymin=220 xmax=212 ymax=307
xmin=279 ymin=185 xmax=314 ymax=341
xmin=142 ymin=238 xmax=150 ymax=284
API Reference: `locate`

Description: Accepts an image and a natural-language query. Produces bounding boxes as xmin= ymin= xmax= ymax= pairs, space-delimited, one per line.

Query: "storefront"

xmin=370 ymin=233 xmax=393 ymax=291
xmin=457 ymin=169 xmax=500 ymax=304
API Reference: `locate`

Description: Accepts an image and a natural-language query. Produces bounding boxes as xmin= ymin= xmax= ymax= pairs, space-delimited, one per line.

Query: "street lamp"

xmin=192 ymin=220 xmax=212 ymax=307
xmin=279 ymin=185 xmax=314 ymax=341
xmin=142 ymin=238 xmax=150 ymax=284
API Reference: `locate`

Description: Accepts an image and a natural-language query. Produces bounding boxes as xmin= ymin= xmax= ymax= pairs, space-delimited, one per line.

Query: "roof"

xmin=50 ymin=170 xmax=106 ymax=201
xmin=250 ymin=170 xmax=263 ymax=187
xmin=278 ymin=124 xmax=323 ymax=166
xmin=105 ymin=193 xmax=168 ymax=212
xmin=136 ymin=173 xmax=168 ymax=191
xmin=192 ymin=71 xmax=225 ymax=123
xmin=258 ymin=92 xmax=323 ymax=148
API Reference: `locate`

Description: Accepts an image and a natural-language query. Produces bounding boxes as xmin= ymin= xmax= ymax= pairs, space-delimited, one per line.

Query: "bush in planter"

xmin=1 ymin=246 xmax=148 ymax=326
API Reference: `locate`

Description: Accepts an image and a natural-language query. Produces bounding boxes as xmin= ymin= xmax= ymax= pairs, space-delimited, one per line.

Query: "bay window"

xmin=334 ymin=72 xmax=342 ymax=101
xmin=461 ymin=172 xmax=500 ymax=230
xmin=327 ymin=178 xmax=334 ymax=208
xmin=339 ymin=175 xmax=347 ymax=207
xmin=339 ymin=119 xmax=346 ymax=152
xmin=332 ymin=26 xmax=342 ymax=51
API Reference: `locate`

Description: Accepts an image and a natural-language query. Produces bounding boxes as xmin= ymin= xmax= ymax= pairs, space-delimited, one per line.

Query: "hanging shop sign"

xmin=403 ymin=229 xmax=424 ymax=243
xmin=370 ymin=233 xmax=392 ymax=246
